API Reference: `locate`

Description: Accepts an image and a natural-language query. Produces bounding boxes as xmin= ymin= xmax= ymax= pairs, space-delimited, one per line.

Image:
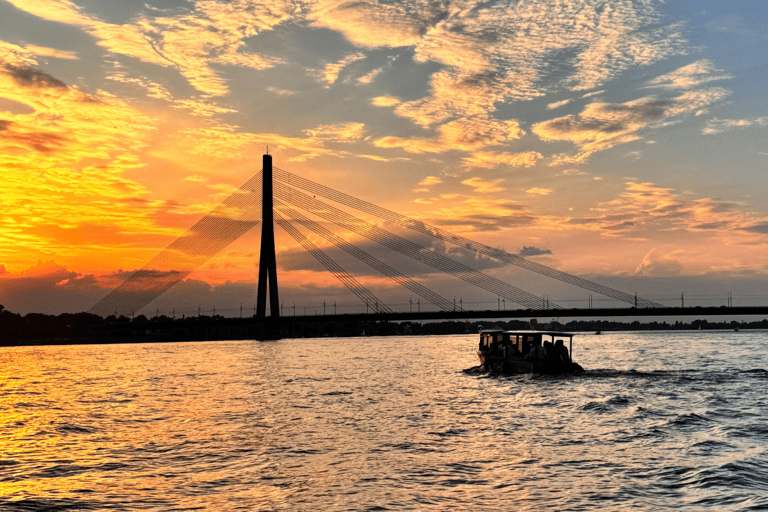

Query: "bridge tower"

xmin=256 ymin=153 xmax=280 ymax=319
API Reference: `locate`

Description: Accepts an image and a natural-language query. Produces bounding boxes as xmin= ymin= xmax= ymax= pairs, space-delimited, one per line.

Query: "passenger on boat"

xmin=553 ymin=339 xmax=569 ymax=363
xmin=524 ymin=340 xmax=547 ymax=361
xmin=503 ymin=343 xmax=521 ymax=359
xmin=543 ymin=340 xmax=554 ymax=358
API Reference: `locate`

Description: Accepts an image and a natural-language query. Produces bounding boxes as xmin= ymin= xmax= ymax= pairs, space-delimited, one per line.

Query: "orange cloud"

xmin=461 ymin=177 xmax=505 ymax=194
xmin=526 ymin=187 xmax=552 ymax=196
xmin=374 ymin=117 xmax=523 ymax=154
xmin=303 ymin=122 xmax=365 ymax=143
xmin=316 ymin=53 xmax=366 ymax=85
xmin=372 ymin=96 xmax=401 ymax=107
xmin=462 ymin=151 xmax=542 ymax=169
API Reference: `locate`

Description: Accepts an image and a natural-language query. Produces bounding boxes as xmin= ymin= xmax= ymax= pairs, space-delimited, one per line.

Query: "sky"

xmin=1 ymin=0 xmax=768 ymax=317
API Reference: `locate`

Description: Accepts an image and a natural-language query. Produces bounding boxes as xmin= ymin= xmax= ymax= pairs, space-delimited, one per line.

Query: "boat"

xmin=477 ymin=330 xmax=584 ymax=375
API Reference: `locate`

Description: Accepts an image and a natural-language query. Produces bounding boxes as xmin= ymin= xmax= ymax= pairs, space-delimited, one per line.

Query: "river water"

xmin=1 ymin=331 xmax=767 ymax=511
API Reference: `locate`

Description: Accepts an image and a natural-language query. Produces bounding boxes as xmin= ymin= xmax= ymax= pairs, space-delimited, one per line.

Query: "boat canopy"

xmin=479 ymin=330 xmax=575 ymax=359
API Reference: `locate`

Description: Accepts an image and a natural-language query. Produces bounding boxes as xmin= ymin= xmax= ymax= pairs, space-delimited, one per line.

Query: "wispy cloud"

xmin=566 ymin=182 xmax=768 ymax=240
xmin=703 ymin=116 xmax=768 ymax=135
xmin=266 ymin=86 xmax=296 ymax=96
xmin=461 ymin=151 xmax=541 ymax=169
xmin=304 ymin=122 xmax=365 ymax=143
xmin=518 ymin=246 xmax=552 ymax=257
xmin=533 ymin=86 xmax=732 ymax=163
xmin=633 ymin=249 xmax=685 ymax=277
xmin=462 ymin=177 xmax=505 ymax=194
xmin=316 ymin=53 xmax=365 ymax=85
xmin=357 ymin=67 xmax=383 ymax=84
xmin=547 ymin=98 xmax=572 ymax=110
xmin=647 ymin=60 xmax=733 ymax=90
xmin=372 ymin=96 xmax=400 ymax=107
xmin=418 ymin=176 xmax=442 ymax=186
xmin=375 ymin=117 xmax=523 ymax=154
xmin=23 ymin=44 xmax=79 ymax=60
xmin=526 ymin=187 xmax=552 ymax=196
xmin=5 ymin=0 xmax=288 ymax=96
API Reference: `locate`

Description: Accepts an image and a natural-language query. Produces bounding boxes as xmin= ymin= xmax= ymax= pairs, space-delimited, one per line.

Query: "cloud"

xmin=533 ymin=88 xmax=732 ymax=162
xmin=356 ymin=0 xmax=688 ymax=128
xmin=307 ymin=1 xmax=428 ymax=48
xmin=633 ymin=249 xmax=685 ymax=277
xmin=3 ymin=64 xmax=67 ymax=89
xmin=374 ymin=117 xmax=523 ymax=154
xmin=23 ymin=45 xmax=79 ymax=60
xmin=461 ymin=151 xmax=542 ymax=169
xmin=106 ymin=70 xmax=173 ymax=101
xmin=5 ymin=0 xmax=288 ymax=96
xmin=372 ymin=96 xmax=401 ymax=107
xmin=526 ymin=187 xmax=552 ymax=196
xmin=0 ymin=50 xmax=185 ymax=268
xmin=647 ymin=60 xmax=733 ymax=90
xmin=461 ymin=177 xmax=505 ymax=194
xmin=304 ymin=122 xmax=365 ymax=143
xmin=266 ymin=86 xmax=296 ymax=96
xmin=518 ymin=246 xmax=552 ymax=257
xmin=316 ymin=53 xmax=365 ymax=85
xmin=547 ymin=98 xmax=572 ymax=110
xmin=184 ymin=175 xmax=208 ymax=183
xmin=180 ymin=123 xmax=373 ymax=162
xmin=566 ymin=181 xmax=768 ymax=240
xmin=417 ymin=176 xmax=442 ymax=186
xmin=703 ymin=117 xmax=768 ymax=135
xmin=357 ymin=67 xmax=383 ymax=84
xmin=308 ymin=0 xmax=688 ymax=175
xmin=420 ymin=196 xmax=536 ymax=233
xmin=0 ymin=260 xmax=105 ymax=315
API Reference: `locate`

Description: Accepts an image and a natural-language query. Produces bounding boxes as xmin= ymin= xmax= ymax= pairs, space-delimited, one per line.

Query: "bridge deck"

xmin=278 ymin=306 xmax=768 ymax=323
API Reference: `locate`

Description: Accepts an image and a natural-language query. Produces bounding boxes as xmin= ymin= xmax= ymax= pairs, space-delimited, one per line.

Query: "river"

xmin=1 ymin=331 xmax=767 ymax=510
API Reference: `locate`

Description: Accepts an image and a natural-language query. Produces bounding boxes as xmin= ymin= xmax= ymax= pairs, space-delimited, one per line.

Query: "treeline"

xmin=1 ymin=303 xmax=767 ymax=346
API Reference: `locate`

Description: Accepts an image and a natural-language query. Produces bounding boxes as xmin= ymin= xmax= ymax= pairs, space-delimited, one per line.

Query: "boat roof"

xmin=481 ymin=329 xmax=575 ymax=337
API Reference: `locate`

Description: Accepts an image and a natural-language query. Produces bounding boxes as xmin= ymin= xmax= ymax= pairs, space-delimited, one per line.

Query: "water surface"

xmin=2 ymin=331 xmax=767 ymax=510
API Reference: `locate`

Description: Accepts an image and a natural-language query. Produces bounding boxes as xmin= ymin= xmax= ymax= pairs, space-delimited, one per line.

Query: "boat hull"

xmin=477 ymin=350 xmax=584 ymax=375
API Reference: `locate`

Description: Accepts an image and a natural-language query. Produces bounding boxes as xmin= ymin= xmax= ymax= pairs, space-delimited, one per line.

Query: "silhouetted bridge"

xmin=87 ymin=154 xmax=767 ymax=339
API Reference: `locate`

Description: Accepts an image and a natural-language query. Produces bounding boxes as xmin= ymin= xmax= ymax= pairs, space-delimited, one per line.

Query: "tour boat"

xmin=477 ymin=330 xmax=584 ymax=375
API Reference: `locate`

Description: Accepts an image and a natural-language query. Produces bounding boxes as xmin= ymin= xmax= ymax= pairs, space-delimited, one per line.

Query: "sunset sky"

xmin=1 ymin=0 xmax=767 ymax=316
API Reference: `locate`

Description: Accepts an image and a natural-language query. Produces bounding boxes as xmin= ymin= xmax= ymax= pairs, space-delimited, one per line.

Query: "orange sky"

xmin=1 ymin=0 xmax=768 ymax=315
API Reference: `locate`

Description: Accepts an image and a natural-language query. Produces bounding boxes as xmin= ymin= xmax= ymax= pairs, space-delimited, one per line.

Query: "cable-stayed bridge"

xmin=88 ymin=154 xmax=766 ymax=338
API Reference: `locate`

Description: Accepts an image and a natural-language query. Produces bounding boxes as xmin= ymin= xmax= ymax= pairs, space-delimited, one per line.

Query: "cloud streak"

xmin=533 ymin=85 xmax=732 ymax=163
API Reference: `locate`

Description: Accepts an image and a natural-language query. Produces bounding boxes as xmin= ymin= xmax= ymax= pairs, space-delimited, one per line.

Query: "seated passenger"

xmin=553 ymin=339 xmax=570 ymax=363
xmin=544 ymin=340 xmax=554 ymax=358
xmin=525 ymin=340 xmax=547 ymax=361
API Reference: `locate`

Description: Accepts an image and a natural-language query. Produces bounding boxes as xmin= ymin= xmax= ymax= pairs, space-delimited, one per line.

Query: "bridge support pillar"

xmin=256 ymin=153 xmax=280 ymax=338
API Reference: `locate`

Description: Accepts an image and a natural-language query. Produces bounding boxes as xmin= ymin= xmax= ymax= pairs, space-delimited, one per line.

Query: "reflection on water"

xmin=1 ymin=332 xmax=767 ymax=510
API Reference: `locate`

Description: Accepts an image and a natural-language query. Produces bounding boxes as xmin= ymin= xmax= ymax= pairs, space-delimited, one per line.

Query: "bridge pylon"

xmin=256 ymin=153 xmax=280 ymax=327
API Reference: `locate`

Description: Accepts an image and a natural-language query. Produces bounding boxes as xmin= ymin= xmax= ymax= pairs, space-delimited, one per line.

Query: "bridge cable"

xmin=89 ymin=173 xmax=264 ymax=317
xmin=274 ymin=199 xmax=455 ymax=312
xmin=277 ymin=186 xmax=553 ymax=310
xmin=274 ymin=211 xmax=392 ymax=313
xmin=273 ymin=167 xmax=662 ymax=308
xmin=275 ymin=182 xmax=559 ymax=310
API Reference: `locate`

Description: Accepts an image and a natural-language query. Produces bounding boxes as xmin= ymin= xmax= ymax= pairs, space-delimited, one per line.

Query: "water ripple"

xmin=1 ymin=332 xmax=767 ymax=510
